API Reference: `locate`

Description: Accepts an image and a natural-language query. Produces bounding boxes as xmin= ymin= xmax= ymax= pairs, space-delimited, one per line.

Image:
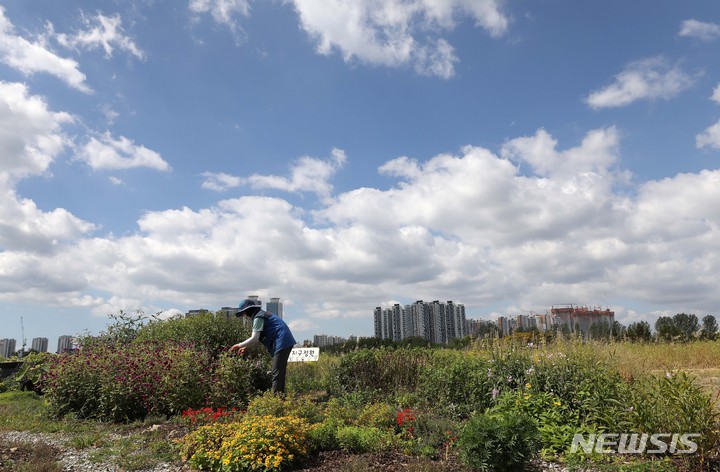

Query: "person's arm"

xmin=229 ymin=316 xmax=265 ymax=354
xmin=229 ymin=331 xmax=260 ymax=354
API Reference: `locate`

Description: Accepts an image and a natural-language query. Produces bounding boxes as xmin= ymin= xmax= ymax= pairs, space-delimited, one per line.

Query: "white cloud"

xmin=0 ymin=82 xmax=74 ymax=183
xmin=75 ymin=132 xmax=171 ymax=171
xmin=290 ymin=0 xmax=507 ymax=78
xmin=712 ymin=83 xmax=720 ymax=104
xmin=696 ymin=119 xmax=720 ymax=149
xmin=201 ymin=172 xmax=242 ymax=191
xmin=0 ymin=82 xmax=95 ymax=254
xmin=679 ymin=19 xmax=720 ymax=41
xmin=0 ymin=188 xmax=96 ymax=253
xmin=54 ymin=12 xmax=145 ymax=60
xmin=585 ymin=57 xmax=695 ymax=109
xmin=0 ymin=7 xmax=90 ymax=93
xmin=245 ymin=148 xmax=347 ymax=200
xmin=189 ymin=0 xmax=251 ymax=31
xmin=3 ymin=128 xmax=720 ymax=333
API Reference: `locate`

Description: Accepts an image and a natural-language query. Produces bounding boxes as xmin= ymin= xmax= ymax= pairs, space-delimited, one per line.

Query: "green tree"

xmin=655 ymin=316 xmax=680 ymax=341
xmin=699 ymin=315 xmax=718 ymax=341
xmin=673 ymin=313 xmax=699 ymax=342
xmin=626 ymin=321 xmax=652 ymax=342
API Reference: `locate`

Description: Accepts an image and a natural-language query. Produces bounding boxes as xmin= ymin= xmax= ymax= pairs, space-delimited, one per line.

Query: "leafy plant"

xmin=335 ymin=425 xmax=394 ymax=453
xmin=457 ymin=411 xmax=539 ymax=472
xmin=628 ymin=371 xmax=720 ymax=461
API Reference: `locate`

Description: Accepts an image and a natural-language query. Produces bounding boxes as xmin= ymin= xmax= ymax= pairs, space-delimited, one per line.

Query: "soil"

xmin=294 ymin=449 xmax=472 ymax=471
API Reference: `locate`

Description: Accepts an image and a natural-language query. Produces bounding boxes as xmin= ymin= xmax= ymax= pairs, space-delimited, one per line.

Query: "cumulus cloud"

xmin=0 ymin=82 xmax=73 ymax=183
xmin=696 ymin=120 xmax=720 ymax=149
xmin=585 ymin=57 xmax=695 ymax=109
xmin=712 ymin=83 xmax=720 ymax=104
xmin=53 ymin=12 xmax=145 ymax=60
xmin=679 ymin=19 xmax=720 ymax=41
xmin=245 ymin=148 xmax=347 ymax=200
xmin=75 ymin=132 xmax=170 ymax=171
xmin=0 ymin=7 xmax=90 ymax=92
xmin=0 ymin=82 xmax=94 ymax=254
xmin=290 ymin=0 xmax=507 ymax=78
xmin=3 ymin=127 xmax=720 ymax=332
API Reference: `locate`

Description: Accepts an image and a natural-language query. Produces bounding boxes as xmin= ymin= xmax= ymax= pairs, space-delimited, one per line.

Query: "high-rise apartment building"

xmin=56 ymin=335 xmax=73 ymax=354
xmin=31 ymin=337 xmax=48 ymax=353
xmin=374 ymin=300 xmax=467 ymax=345
xmin=0 ymin=339 xmax=16 ymax=358
xmin=266 ymin=298 xmax=283 ymax=319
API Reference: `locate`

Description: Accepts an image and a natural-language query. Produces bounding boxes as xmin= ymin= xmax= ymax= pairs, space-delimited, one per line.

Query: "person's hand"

xmin=229 ymin=344 xmax=246 ymax=355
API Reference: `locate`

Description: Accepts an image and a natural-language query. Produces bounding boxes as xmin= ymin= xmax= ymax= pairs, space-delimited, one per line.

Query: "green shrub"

xmin=458 ymin=411 xmax=539 ymax=472
xmin=286 ymin=356 xmax=338 ymax=394
xmin=307 ymin=418 xmax=343 ymax=451
xmin=208 ymin=354 xmax=271 ymax=409
xmin=134 ymin=310 xmax=250 ymax=356
xmin=403 ymin=410 xmax=460 ymax=459
xmin=492 ymin=388 xmax=589 ymax=458
xmin=246 ymin=391 xmax=324 ymax=424
xmin=416 ymin=351 xmax=492 ymax=419
xmin=11 ymin=352 xmax=53 ymax=393
xmin=327 ymin=348 xmax=431 ymax=398
xmin=335 ymin=425 xmax=394 ymax=453
xmin=526 ymin=348 xmax=631 ymax=430
xmin=628 ymin=371 xmax=720 ymax=459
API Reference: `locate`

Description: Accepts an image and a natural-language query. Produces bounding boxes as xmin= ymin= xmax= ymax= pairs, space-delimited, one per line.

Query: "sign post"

xmin=288 ymin=347 xmax=319 ymax=362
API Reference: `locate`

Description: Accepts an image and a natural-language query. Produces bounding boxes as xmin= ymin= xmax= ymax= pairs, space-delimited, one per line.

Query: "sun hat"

xmin=237 ymin=298 xmax=262 ymax=315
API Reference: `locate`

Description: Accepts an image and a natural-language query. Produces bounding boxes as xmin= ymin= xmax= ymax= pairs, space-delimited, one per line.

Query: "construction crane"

xmin=19 ymin=316 xmax=26 ymax=359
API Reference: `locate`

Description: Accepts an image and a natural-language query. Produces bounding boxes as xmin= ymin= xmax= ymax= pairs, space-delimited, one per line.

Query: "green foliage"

xmin=135 ymin=311 xmax=250 ymax=357
xmin=246 ymin=392 xmax=324 ymax=424
xmin=286 ymin=355 xmax=338 ymax=394
xmin=628 ymin=371 xmax=720 ymax=459
xmin=699 ymin=315 xmax=718 ymax=341
xmin=335 ymin=425 xmax=394 ymax=453
xmin=13 ymin=352 xmax=53 ymax=393
xmin=492 ymin=388 xmax=591 ymax=459
xmin=416 ymin=351 xmax=493 ymax=419
xmin=402 ymin=410 xmax=460 ymax=459
xmin=327 ymin=347 xmax=432 ymax=398
xmin=655 ymin=313 xmax=700 ymax=342
xmin=457 ymin=411 xmax=539 ymax=472
xmin=208 ymin=354 xmax=271 ymax=409
xmin=179 ymin=415 xmax=311 ymax=471
xmin=526 ymin=348 xmax=630 ymax=431
xmin=626 ymin=321 xmax=652 ymax=342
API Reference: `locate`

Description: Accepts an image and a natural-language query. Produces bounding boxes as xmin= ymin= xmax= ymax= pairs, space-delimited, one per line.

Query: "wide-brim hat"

xmin=237 ymin=298 xmax=262 ymax=314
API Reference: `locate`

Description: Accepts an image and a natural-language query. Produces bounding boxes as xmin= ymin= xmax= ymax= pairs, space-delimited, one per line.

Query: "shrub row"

xmin=42 ymin=342 xmax=270 ymax=421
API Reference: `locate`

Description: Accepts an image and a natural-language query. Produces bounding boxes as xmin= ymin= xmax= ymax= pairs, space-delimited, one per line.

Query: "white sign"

xmin=289 ymin=347 xmax=319 ymax=362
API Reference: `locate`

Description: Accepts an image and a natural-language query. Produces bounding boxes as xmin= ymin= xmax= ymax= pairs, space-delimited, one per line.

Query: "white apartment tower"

xmin=0 ymin=339 xmax=16 ymax=358
xmin=56 ymin=335 xmax=73 ymax=354
xmin=31 ymin=337 xmax=48 ymax=353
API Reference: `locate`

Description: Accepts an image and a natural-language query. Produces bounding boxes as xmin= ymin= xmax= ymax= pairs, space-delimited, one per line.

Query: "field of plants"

xmin=1 ymin=311 xmax=719 ymax=471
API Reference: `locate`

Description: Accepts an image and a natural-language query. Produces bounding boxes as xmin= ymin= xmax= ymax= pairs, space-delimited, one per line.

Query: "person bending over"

xmin=229 ymin=298 xmax=297 ymax=393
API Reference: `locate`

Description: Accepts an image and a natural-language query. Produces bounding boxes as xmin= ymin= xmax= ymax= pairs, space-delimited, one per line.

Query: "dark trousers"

xmin=271 ymin=346 xmax=293 ymax=393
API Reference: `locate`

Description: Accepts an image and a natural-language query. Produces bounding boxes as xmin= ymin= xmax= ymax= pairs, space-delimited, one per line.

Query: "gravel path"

xmin=0 ymin=429 xmax=191 ymax=472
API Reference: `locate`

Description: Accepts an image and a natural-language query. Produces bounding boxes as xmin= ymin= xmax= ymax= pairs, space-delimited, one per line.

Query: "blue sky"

xmin=1 ymin=0 xmax=719 ymax=348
